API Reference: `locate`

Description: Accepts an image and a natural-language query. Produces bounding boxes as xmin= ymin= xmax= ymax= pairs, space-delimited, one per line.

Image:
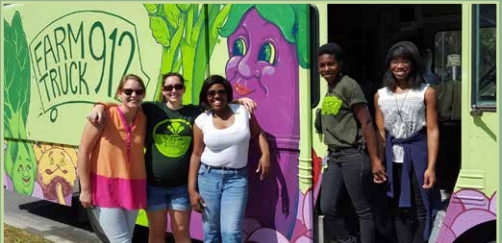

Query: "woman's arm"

xmin=250 ymin=114 xmax=270 ymax=180
xmin=233 ymin=98 xmax=257 ymax=113
xmin=87 ymin=102 xmax=117 ymax=124
xmin=423 ymin=87 xmax=439 ymax=189
xmin=188 ymin=124 xmax=205 ymax=213
xmin=77 ymin=121 xmax=104 ymax=208
xmin=374 ymin=93 xmax=386 ymax=163
xmin=353 ymin=102 xmax=386 ymax=184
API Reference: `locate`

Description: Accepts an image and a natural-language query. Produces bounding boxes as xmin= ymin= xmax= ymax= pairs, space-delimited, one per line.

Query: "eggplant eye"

xmin=232 ymin=38 xmax=247 ymax=57
xmin=258 ymin=42 xmax=276 ymax=65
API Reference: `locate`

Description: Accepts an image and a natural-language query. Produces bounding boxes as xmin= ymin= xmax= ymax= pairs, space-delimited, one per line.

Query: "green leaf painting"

xmin=150 ymin=16 xmax=171 ymax=47
xmin=4 ymin=11 xmax=38 ymax=196
xmin=144 ymin=4 xmax=231 ymax=104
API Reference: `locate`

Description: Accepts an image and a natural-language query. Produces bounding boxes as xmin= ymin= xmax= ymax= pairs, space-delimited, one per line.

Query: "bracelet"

xmin=93 ymin=102 xmax=107 ymax=108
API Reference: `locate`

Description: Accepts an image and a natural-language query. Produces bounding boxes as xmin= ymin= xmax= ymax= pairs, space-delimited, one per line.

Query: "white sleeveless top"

xmin=195 ymin=104 xmax=251 ymax=168
xmin=377 ymin=83 xmax=429 ymax=163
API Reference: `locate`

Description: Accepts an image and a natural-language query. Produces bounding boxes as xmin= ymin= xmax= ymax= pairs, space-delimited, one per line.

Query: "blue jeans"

xmin=92 ymin=206 xmax=139 ymax=243
xmin=198 ymin=163 xmax=248 ymax=243
xmin=146 ymin=184 xmax=191 ymax=211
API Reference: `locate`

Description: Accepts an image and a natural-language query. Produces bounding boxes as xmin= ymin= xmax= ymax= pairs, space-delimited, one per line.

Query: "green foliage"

xmin=177 ymin=4 xmax=191 ymax=12
xmin=3 ymin=11 xmax=38 ymax=195
xmin=4 ymin=224 xmax=54 ymax=243
xmin=220 ymin=4 xmax=310 ymax=68
xmin=144 ymin=4 xmax=231 ymax=104
xmin=4 ymin=11 xmax=31 ymax=133
xmin=4 ymin=11 xmax=33 ymax=178
xmin=150 ymin=16 xmax=171 ymax=47
xmin=144 ymin=4 xmax=158 ymax=14
xmin=164 ymin=5 xmax=180 ymax=29
xmin=295 ymin=5 xmax=310 ymax=69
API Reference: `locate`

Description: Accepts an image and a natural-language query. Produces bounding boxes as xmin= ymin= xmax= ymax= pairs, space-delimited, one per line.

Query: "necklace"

xmin=394 ymin=89 xmax=410 ymax=122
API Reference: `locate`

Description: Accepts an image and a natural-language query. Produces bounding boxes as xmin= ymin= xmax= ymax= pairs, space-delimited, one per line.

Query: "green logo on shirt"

xmin=321 ymin=96 xmax=343 ymax=115
xmin=153 ymin=119 xmax=192 ymax=158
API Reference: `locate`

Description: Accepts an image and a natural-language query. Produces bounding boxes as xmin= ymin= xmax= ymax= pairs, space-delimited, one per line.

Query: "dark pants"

xmin=320 ymin=148 xmax=375 ymax=243
xmin=392 ymin=163 xmax=427 ymax=243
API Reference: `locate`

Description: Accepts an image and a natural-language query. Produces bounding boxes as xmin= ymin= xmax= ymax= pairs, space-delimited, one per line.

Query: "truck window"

xmin=434 ymin=30 xmax=461 ymax=83
xmin=473 ymin=4 xmax=496 ymax=109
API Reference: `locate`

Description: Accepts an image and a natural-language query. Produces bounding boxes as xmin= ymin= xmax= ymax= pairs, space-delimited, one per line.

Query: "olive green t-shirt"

xmin=320 ymin=75 xmax=367 ymax=149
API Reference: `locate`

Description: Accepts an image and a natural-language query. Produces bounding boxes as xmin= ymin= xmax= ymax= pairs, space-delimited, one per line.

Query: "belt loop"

xmin=207 ymin=164 xmax=212 ymax=173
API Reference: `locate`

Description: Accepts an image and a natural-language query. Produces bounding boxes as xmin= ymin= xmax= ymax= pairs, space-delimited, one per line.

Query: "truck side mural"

xmin=6 ymin=3 xmax=495 ymax=243
xmin=3 ymin=3 xmax=158 ymax=205
xmin=218 ymin=4 xmax=316 ymax=242
xmin=3 ymin=3 xmax=320 ymax=242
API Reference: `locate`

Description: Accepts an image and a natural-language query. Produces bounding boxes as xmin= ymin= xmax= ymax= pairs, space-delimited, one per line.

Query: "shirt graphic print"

xmin=322 ymin=96 xmax=343 ymax=115
xmin=153 ymin=118 xmax=193 ymax=158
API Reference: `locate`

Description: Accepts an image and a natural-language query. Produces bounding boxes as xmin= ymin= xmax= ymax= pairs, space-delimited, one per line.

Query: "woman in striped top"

xmin=77 ymin=74 xmax=147 ymax=243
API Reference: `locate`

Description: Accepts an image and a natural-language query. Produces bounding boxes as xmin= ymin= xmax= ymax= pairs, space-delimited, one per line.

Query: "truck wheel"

xmin=87 ymin=208 xmax=110 ymax=243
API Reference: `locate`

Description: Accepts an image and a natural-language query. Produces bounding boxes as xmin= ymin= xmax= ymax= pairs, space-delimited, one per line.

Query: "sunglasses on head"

xmin=122 ymin=89 xmax=144 ymax=96
xmin=207 ymin=89 xmax=227 ymax=97
xmin=163 ymin=83 xmax=185 ymax=92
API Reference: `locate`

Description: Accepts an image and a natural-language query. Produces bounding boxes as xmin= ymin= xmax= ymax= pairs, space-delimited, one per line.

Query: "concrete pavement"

xmin=4 ymin=190 xmax=101 ymax=243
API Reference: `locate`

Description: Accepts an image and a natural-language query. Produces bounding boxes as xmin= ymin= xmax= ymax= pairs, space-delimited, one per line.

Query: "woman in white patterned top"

xmin=374 ymin=41 xmax=440 ymax=243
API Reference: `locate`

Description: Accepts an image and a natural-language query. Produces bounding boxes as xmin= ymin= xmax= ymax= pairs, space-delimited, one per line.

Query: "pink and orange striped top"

xmin=90 ymin=106 xmax=147 ymax=210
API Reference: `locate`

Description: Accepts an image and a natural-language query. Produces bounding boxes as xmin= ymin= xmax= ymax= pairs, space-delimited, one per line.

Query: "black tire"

xmin=87 ymin=208 xmax=110 ymax=243
xmin=453 ymin=221 xmax=496 ymax=243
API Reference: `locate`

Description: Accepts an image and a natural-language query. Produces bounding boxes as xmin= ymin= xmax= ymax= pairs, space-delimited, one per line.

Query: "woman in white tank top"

xmin=374 ymin=41 xmax=440 ymax=243
xmin=188 ymin=75 xmax=270 ymax=243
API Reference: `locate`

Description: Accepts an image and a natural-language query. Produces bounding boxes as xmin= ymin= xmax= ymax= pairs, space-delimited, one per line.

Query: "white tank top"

xmin=377 ymin=83 xmax=428 ymax=163
xmin=195 ymin=104 xmax=251 ymax=168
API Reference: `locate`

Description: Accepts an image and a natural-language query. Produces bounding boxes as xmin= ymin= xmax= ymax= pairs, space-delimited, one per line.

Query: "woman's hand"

xmin=79 ymin=190 xmax=93 ymax=208
xmin=189 ymin=190 xmax=205 ymax=213
xmin=238 ymin=97 xmax=257 ymax=113
xmin=371 ymin=159 xmax=387 ymax=184
xmin=87 ymin=104 xmax=106 ymax=125
xmin=256 ymin=155 xmax=271 ymax=180
xmin=423 ymin=168 xmax=436 ymax=189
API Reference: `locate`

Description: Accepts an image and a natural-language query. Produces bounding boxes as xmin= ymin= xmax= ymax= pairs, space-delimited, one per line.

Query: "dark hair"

xmin=162 ymin=72 xmax=185 ymax=85
xmin=317 ymin=42 xmax=345 ymax=72
xmin=116 ymin=73 xmax=146 ymax=96
xmin=199 ymin=75 xmax=233 ymax=111
xmin=382 ymin=41 xmax=425 ymax=90
xmin=161 ymin=72 xmax=185 ymax=103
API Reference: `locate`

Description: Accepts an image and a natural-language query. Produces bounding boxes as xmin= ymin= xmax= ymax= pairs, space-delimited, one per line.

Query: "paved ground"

xmin=3 ymin=190 xmax=160 ymax=243
xmin=4 ymin=190 xmax=103 ymax=243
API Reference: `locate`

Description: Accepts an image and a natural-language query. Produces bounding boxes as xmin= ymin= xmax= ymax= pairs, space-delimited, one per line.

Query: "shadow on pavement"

xmin=18 ymin=197 xmax=201 ymax=243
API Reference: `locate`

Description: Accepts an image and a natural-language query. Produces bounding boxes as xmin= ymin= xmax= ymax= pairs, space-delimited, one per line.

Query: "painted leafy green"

xmin=150 ymin=16 xmax=171 ymax=47
xmin=4 ymin=11 xmax=31 ymax=132
xmin=295 ymin=5 xmax=310 ymax=68
xmin=144 ymin=4 xmax=158 ymax=14
xmin=164 ymin=4 xmax=180 ymax=29
xmin=144 ymin=4 xmax=231 ymax=104
xmin=177 ymin=4 xmax=191 ymax=13
xmin=4 ymin=11 xmax=37 ymax=195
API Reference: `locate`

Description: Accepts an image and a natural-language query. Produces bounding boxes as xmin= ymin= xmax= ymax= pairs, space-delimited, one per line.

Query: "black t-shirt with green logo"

xmin=320 ymin=75 xmax=367 ymax=150
xmin=143 ymin=102 xmax=201 ymax=188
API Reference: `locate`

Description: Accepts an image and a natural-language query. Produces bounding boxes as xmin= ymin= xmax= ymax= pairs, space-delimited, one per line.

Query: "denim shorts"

xmin=146 ymin=184 xmax=191 ymax=211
